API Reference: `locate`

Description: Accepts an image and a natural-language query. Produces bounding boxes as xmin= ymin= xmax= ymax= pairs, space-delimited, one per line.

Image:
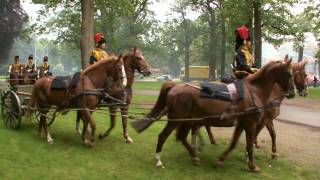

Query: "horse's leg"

xmin=253 ymin=116 xmax=268 ymax=149
xmin=121 ymin=106 xmax=133 ymax=143
xmin=205 ymin=125 xmax=217 ymax=145
xmin=266 ymin=121 xmax=277 ymax=159
xmin=218 ymin=125 xmax=243 ymax=166
xmin=155 ymin=122 xmax=179 ymax=168
xmin=245 ymin=124 xmax=260 ymax=172
xmin=41 ymin=110 xmax=53 ymax=144
xmin=98 ymin=107 xmax=117 ymax=139
xmin=79 ymin=110 xmax=94 ymax=147
xmin=192 ymin=127 xmax=199 ymax=150
xmin=39 ymin=113 xmax=45 ymax=138
xmin=75 ymin=111 xmax=82 ymax=135
xmin=185 ymin=126 xmax=200 ymax=165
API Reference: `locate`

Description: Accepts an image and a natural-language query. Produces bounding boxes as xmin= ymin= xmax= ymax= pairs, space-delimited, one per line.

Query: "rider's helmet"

xmin=94 ymin=32 xmax=106 ymax=48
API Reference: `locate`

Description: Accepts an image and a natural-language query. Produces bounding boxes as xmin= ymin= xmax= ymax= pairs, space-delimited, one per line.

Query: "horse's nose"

xmin=144 ymin=71 xmax=151 ymax=77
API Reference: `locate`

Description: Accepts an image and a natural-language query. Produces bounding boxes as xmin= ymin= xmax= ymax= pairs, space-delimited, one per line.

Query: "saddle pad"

xmin=51 ymin=76 xmax=71 ymax=90
xmin=200 ymin=80 xmax=244 ymax=101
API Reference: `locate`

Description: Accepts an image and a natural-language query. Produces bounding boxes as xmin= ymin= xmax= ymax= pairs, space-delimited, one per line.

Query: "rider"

xmin=233 ymin=25 xmax=258 ymax=78
xmin=90 ymin=32 xmax=127 ymax=86
xmin=8 ymin=55 xmax=23 ymax=74
xmin=26 ymin=55 xmax=35 ymax=73
xmin=41 ymin=56 xmax=51 ymax=76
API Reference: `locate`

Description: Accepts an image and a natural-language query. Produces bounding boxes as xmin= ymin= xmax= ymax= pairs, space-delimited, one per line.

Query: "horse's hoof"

xmin=216 ymin=160 xmax=224 ymax=168
xmin=156 ymin=164 xmax=165 ymax=169
xmin=248 ymin=165 xmax=261 ymax=172
xmin=98 ymin=134 xmax=106 ymax=140
xmin=125 ymin=137 xmax=133 ymax=144
xmin=192 ymin=157 xmax=200 ymax=166
xmin=271 ymin=153 xmax=278 ymax=159
xmin=48 ymin=140 xmax=54 ymax=144
xmin=84 ymin=141 xmax=94 ymax=148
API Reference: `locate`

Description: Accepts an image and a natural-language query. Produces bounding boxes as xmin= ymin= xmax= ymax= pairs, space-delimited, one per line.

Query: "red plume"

xmin=94 ymin=32 xmax=104 ymax=43
xmin=236 ymin=26 xmax=249 ymax=40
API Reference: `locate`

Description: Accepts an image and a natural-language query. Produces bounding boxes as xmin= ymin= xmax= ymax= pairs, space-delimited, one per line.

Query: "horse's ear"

xmin=117 ymin=53 xmax=124 ymax=64
xmin=303 ymin=61 xmax=307 ymax=67
xmin=133 ymin=47 xmax=137 ymax=55
xmin=284 ymin=54 xmax=289 ymax=62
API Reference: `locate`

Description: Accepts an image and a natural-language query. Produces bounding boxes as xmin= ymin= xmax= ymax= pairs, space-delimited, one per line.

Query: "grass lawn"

xmin=0 ymin=95 xmax=319 ymax=179
xmin=307 ymin=87 xmax=320 ymax=98
xmin=132 ymin=81 xmax=165 ymax=90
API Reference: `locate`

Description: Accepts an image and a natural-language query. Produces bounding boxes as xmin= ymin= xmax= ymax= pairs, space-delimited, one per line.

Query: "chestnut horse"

xmin=75 ymin=48 xmax=151 ymax=143
xmin=132 ymin=60 xmax=295 ymax=171
xmin=29 ymin=56 xmax=124 ymax=147
xmin=252 ymin=60 xmax=308 ymax=156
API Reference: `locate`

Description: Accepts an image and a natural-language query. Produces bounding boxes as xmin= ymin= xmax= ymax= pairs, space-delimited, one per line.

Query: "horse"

xmin=28 ymin=56 xmax=124 ymax=147
xmin=193 ymin=59 xmax=308 ymax=157
xmin=75 ymin=47 xmax=151 ymax=143
xmin=131 ymin=60 xmax=295 ymax=172
xmin=292 ymin=61 xmax=308 ymax=97
xmin=252 ymin=60 xmax=308 ymax=156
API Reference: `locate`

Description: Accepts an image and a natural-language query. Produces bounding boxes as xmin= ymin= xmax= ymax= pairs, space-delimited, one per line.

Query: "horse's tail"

xmin=131 ymin=81 xmax=175 ymax=133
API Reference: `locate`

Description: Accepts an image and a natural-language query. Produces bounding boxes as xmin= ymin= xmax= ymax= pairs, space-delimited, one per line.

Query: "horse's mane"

xmin=248 ymin=61 xmax=280 ymax=81
xmin=123 ymin=48 xmax=142 ymax=60
xmin=82 ymin=57 xmax=116 ymax=75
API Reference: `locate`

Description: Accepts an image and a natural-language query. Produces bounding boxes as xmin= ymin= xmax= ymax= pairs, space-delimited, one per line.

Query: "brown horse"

xmin=252 ymin=60 xmax=308 ymax=156
xmin=75 ymin=47 xmax=151 ymax=143
xmin=29 ymin=56 xmax=124 ymax=147
xmin=132 ymin=60 xmax=295 ymax=171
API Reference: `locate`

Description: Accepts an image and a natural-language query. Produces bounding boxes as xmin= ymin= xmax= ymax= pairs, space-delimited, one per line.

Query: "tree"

xmin=0 ymin=0 xmax=27 ymax=64
xmin=80 ymin=0 xmax=94 ymax=69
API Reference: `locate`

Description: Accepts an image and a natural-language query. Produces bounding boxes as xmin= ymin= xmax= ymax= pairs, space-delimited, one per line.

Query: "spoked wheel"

xmin=35 ymin=109 xmax=56 ymax=126
xmin=1 ymin=90 xmax=22 ymax=129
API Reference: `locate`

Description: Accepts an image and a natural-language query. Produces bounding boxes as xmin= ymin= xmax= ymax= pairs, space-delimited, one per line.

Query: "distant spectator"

xmin=313 ymin=76 xmax=318 ymax=88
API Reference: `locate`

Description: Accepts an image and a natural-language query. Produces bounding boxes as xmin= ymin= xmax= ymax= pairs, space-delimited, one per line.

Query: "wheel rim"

xmin=2 ymin=91 xmax=21 ymax=129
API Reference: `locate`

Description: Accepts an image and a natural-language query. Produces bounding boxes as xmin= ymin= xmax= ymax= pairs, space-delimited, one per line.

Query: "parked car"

xmin=156 ymin=75 xmax=173 ymax=81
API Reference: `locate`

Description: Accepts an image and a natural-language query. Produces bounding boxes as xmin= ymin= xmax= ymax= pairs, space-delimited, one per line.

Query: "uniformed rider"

xmin=8 ymin=55 xmax=23 ymax=74
xmin=26 ymin=55 xmax=35 ymax=73
xmin=234 ymin=25 xmax=258 ymax=76
xmin=90 ymin=32 xmax=127 ymax=86
xmin=41 ymin=56 xmax=51 ymax=75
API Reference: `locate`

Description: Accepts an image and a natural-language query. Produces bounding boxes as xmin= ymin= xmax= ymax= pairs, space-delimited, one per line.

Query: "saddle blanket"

xmin=200 ymin=80 xmax=244 ymax=101
xmin=51 ymin=72 xmax=81 ymax=90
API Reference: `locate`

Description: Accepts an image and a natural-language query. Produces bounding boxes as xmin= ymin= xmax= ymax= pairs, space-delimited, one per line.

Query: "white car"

xmin=156 ymin=75 xmax=173 ymax=81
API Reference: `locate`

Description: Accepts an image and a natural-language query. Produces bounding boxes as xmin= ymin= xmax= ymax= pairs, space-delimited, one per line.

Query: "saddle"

xmin=200 ymin=80 xmax=244 ymax=101
xmin=51 ymin=72 xmax=80 ymax=90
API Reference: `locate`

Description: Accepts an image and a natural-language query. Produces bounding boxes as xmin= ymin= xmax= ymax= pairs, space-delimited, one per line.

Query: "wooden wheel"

xmin=1 ymin=90 xmax=22 ymax=129
xmin=35 ymin=109 xmax=56 ymax=126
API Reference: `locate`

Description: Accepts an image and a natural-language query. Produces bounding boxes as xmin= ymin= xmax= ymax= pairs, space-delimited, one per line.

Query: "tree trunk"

xmin=208 ymin=11 xmax=217 ymax=81
xmin=80 ymin=0 xmax=94 ymax=69
xmin=298 ymin=46 xmax=304 ymax=62
xmin=184 ymin=45 xmax=190 ymax=82
xmin=220 ymin=16 xmax=226 ymax=78
xmin=253 ymin=0 xmax=262 ymax=68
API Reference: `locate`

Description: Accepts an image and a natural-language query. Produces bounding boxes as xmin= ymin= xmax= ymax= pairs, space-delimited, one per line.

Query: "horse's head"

xmin=124 ymin=47 xmax=151 ymax=76
xmin=292 ymin=61 xmax=308 ymax=97
xmin=275 ymin=56 xmax=295 ymax=98
xmin=100 ymin=55 xmax=126 ymax=99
